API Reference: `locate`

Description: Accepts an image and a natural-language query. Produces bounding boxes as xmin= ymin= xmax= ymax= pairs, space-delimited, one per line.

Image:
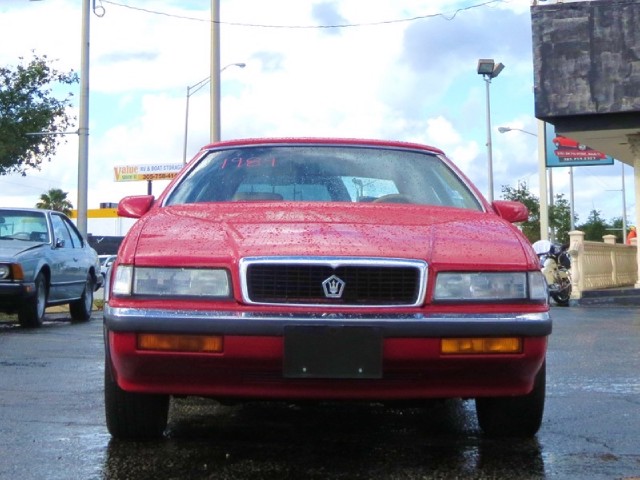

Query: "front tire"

xmin=104 ymin=362 xmax=170 ymax=440
xmin=18 ymin=272 xmax=47 ymax=328
xmin=551 ymin=278 xmax=571 ymax=307
xmin=475 ymin=361 xmax=546 ymax=437
xmin=70 ymin=274 xmax=94 ymax=322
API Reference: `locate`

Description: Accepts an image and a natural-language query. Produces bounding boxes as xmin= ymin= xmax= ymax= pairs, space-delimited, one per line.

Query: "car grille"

xmin=241 ymin=257 xmax=427 ymax=307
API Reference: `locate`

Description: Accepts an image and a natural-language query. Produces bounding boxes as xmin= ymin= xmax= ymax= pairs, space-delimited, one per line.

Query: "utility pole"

xmin=210 ymin=0 xmax=221 ymax=143
xmin=76 ymin=0 xmax=91 ymax=237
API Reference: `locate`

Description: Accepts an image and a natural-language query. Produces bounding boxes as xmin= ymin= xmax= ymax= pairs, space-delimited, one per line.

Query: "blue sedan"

xmin=0 ymin=208 xmax=102 ymax=327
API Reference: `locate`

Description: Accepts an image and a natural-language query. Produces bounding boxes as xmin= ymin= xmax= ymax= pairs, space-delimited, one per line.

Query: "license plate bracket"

xmin=283 ymin=326 xmax=382 ymax=379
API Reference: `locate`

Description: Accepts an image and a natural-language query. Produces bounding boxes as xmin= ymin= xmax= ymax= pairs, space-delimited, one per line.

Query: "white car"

xmin=99 ymin=255 xmax=117 ymax=281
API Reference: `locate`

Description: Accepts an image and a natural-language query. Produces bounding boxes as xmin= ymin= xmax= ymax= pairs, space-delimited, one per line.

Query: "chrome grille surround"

xmin=239 ymin=257 xmax=427 ymax=307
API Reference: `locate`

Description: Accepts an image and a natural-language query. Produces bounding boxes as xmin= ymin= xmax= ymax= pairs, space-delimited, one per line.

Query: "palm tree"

xmin=36 ymin=188 xmax=74 ymax=216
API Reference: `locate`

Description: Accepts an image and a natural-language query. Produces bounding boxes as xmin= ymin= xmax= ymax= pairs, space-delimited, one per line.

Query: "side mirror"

xmin=55 ymin=238 xmax=66 ymax=248
xmin=492 ymin=200 xmax=529 ymax=223
xmin=117 ymin=195 xmax=155 ymax=219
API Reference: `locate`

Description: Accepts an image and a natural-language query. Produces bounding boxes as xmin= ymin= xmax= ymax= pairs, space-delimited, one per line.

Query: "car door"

xmin=49 ymin=214 xmax=85 ymax=301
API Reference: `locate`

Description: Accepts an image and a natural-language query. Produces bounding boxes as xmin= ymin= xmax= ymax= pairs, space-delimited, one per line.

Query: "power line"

xmin=99 ymin=0 xmax=506 ymax=29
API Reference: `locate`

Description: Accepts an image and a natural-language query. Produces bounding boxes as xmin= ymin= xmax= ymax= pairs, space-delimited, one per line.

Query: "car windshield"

xmin=164 ymin=145 xmax=482 ymax=210
xmin=0 ymin=211 xmax=49 ymax=242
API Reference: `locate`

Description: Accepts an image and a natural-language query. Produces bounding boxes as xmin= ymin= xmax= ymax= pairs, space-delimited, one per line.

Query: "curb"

xmin=572 ymin=288 xmax=640 ymax=306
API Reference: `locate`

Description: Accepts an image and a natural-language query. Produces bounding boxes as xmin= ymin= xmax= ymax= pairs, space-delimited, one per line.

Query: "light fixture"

xmin=477 ymin=59 xmax=505 ymax=79
xmin=477 ymin=59 xmax=495 ymax=75
xmin=477 ymin=58 xmax=505 ymax=202
xmin=498 ymin=126 xmax=537 ymax=137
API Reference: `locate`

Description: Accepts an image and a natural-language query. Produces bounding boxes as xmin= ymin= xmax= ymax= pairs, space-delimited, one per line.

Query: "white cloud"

xmin=0 ymin=0 xmax=632 ymax=227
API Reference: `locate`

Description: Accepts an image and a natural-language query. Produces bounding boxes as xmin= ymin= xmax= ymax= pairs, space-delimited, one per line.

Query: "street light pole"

xmin=30 ymin=0 xmax=96 ymax=237
xmin=622 ymin=162 xmax=628 ymax=238
xmin=77 ymin=0 xmax=90 ymax=238
xmin=569 ymin=166 xmax=575 ymax=230
xmin=498 ymin=123 xmax=554 ymax=240
xmin=484 ymin=78 xmax=494 ymax=202
xmin=477 ymin=59 xmax=504 ymax=203
xmin=183 ymin=63 xmax=245 ymax=164
xmin=183 ymin=76 xmax=209 ymax=164
xmin=210 ymin=0 xmax=221 ymax=143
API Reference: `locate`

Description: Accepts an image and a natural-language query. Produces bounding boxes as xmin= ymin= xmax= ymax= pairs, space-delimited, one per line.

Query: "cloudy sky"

xmin=0 ymin=0 xmax=631 ymax=231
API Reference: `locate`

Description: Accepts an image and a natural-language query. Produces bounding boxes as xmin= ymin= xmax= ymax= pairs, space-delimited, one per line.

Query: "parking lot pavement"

xmin=1 ymin=306 xmax=639 ymax=479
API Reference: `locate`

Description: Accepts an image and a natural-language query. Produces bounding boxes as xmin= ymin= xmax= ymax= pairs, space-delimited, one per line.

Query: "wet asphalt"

xmin=0 ymin=305 xmax=639 ymax=479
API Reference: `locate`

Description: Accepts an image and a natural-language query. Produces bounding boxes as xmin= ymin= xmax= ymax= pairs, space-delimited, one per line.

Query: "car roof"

xmin=0 ymin=207 xmax=52 ymax=214
xmin=198 ymin=137 xmax=446 ymax=156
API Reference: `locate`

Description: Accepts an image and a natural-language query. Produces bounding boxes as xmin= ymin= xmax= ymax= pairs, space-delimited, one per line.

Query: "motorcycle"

xmin=532 ymin=240 xmax=572 ymax=306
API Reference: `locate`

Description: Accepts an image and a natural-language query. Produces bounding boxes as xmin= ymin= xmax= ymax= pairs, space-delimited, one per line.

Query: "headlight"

xmin=112 ymin=265 xmax=133 ymax=295
xmin=0 ymin=264 xmax=23 ymax=281
xmin=112 ymin=265 xmax=231 ymax=298
xmin=0 ymin=265 xmax=11 ymax=279
xmin=434 ymin=271 xmax=548 ymax=302
xmin=528 ymin=271 xmax=548 ymax=300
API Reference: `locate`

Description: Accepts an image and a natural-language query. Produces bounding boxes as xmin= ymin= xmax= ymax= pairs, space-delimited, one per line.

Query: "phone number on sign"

xmin=141 ymin=173 xmax=178 ymax=181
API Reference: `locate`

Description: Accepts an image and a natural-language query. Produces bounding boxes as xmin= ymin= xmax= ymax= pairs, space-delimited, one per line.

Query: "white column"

xmin=627 ymin=134 xmax=640 ymax=287
xmin=538 ymin=120 xmax=549 ymax=241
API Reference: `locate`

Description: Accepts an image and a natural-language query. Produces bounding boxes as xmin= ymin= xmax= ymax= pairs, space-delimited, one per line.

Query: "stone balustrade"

xmin=567 ymin=230 xmax=638 ymax=299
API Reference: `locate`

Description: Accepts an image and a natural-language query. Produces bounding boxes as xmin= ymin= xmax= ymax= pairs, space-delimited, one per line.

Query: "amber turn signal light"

xmin=441 ymin=337 xmax=522 ymax=354
xmin=137 ymin=334 xmax=223 ymax=353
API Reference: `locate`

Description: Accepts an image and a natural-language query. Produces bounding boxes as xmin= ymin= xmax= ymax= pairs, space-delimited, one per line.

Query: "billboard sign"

xmin=545 ymin=123 xmax=614 ymax=167
xmin=114 ymin=163 xmax=184 ymax=182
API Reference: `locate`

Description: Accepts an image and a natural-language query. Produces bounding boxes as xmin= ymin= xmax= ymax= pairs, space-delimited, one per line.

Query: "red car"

xmin=552 ymin=135 xmax=608 ymax=160
xmin=104 ymin=138 xmax=550 ymax=439
xmin=552 ymin=135 xmax=587 ymax=150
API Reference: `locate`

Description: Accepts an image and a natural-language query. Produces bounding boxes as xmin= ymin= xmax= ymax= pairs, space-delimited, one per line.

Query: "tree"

xmin=501 ymin=183 xmax=541 ymax=243
xmin=0 ymin=53 xmax=78 ymax=176
xmin=549 ymin=194 xmax=574 ymax=245
xmin=36 ymin=188 xmax=73 ymax=216
xmin=500 ymin=184 xmax=579 ymax=244
xmin=500 ymin=183 xmax=621 ymax=244
xmin=577 ymin=209 xmax=608 ymax=241
xmin=608 ymin=217 xmax=625 ymax=244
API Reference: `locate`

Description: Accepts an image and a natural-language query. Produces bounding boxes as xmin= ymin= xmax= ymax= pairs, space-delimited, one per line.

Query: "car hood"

xmin=123 ymin=203 xmax=537 ymax=270
xmin=0 ymin=240 xmax=44 ymax=259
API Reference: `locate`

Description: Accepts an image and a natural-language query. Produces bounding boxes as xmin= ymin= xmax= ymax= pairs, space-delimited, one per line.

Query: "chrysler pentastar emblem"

xmin=322 ymin=274 xmax=346 ymax=298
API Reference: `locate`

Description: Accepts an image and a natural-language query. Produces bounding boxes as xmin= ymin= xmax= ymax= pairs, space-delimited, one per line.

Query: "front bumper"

xmin=104 ymin=306 xmax=551 ymax=400
xmin=104 ymin=306 xmax=552 ymax=337
xmin=0 ymin=282 xmax=36 ymax=311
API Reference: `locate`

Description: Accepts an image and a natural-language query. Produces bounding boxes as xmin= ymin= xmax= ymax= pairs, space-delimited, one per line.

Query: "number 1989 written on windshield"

xmin=219 ymin=157 xmax=277 ymax=169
